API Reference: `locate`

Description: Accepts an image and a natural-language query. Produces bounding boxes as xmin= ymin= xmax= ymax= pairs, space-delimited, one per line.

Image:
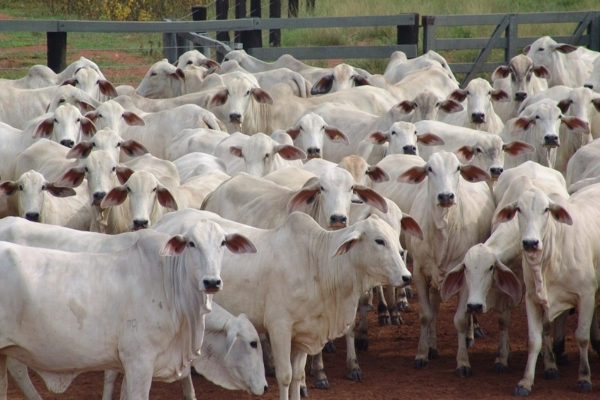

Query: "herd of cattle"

xmin=0 ymin=34 xmax=600 ymax=399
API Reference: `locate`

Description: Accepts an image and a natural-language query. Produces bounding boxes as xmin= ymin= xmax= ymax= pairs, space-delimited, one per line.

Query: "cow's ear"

xmin=55 ymin=167 xmax=86 ymax=188
xmin=353 ymin=75 xmax=370 ymax=87
xmin=98 ymin=80 xmax=118 ymax=97
xmin=439 ymin=99 xmax=463 ymax=114
xmin=229 ymin=146 xmax=244 ymax=158
xmin=417 ymin=133 xmax=445 ymax=146
xmin=324 ymin=126 xmax=348 ymax=145
xmin=286 ymin=126 xmax=301 ymax=140
xmin=224 ymin=233 xmax=257 ymax=254
xmin=160 ymin=235 xmax=188 ymax=256
xmin=80 ymin=117 xmax=97 ymax=139
xmin=101 ymin=185 xmax=128 ymax=208
xmin=449 ymin=89 xmax=468 ymax=103
xmin=0 ymin=181 xmax=18 ymax=197
xmin=123 ymin=111 xmax=145 ymax=126
xmin=224 ymin=329 xmax=239 ymax=358
xmin=157 ymin=186 xmax=178 ymax=210
xmin=397 ymin=166 xmax=427 ymax=184
xmin=311 ymin=75 xmax=334 ymax=95
xmin=209 ymin=89 xmax=229 ymax=107
xmin=401 ymin=213 xmax=423 ymax=240
xmin=251 ymin=88 xmax=273 ymax=105
xmin=549 ymin=203 xmax=573 ymax=225
xmin=560 ymin=116 xmax=590 ymax=134
xmin=492 ymin=65 xmax=510 ymax=80
xmin=440 ymin=263 xmax=465 ymax=302
xmin=494 ymin=261 xmax=522 ymax=304
xmin=45 ymin=183 xmax=76 ymax=198
xmin=396 ymin=100 xmax=416 ymax=114
xmin=511 ymin=116 xmax=535 ymax=133
xmin=287 ymin=181 xmax=320 ymax=213
xmin=493 ymin=202 xmax=518 ymax=225
xmin=66 ymin=141 xmax=94 ymax=159
xmin=460 ymin=164 xmax=491 ymax=183
xmin=366 ymin=131 xmax=389 ymax=145
xmin=366 ymin=166 xmax=389 ymax=183
xmin=332 ymin=231 xmax=362 ymax=257
xmin=491 ymin=89 xmax=510 ymax=102
xmin=274 ymin=145 xmax=306 ymax=161
xmin=555 ymin=44 xmax=577 ymax=54
xmin=116 ymin=166 xmax=135 ymax=184
xmin=121 ymin=140 xmax=149 ymax=157
xmin=353 ymin=185 xmax=388 ymax=213
xmin=502 ymin=140 xmax=535 ymax=156
xmin=533 ymin=65 xmax=551 ymax=79
xmin=33 ymin=117 xmax=55 ymax=139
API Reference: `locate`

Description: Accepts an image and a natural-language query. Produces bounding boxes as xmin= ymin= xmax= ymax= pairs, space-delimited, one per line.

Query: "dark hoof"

xmin=405 ymin=287 xmax=414 ymax=298
xmin=413 ymin=358 xmax=428 ymax=370
xmin=355 ymin=338 xmax=369 ymax=351
xmin=365 ymin=304 xmax=373 ymax=312
xmin=428 ymin=348 xmax=439 ymax=360
xmin=493 ymin=363 xmax=508 ymax=374
xmin=265 ymin=367 xmax=276 ymax=377
xmin=397 ymin=301 xmax=409 ymax=312
xmin=457 ymin=366 xmax=473 ymax=377
xmin=390 ymin=316 xmax=403 ymax=326
xmin=347 ymin=368 xmax=363 ymax=381
xmin=300 ymin=386 xmax=309 ymax=397
xmin=314 ymin=379 xmax=329 ymax=390
xmin=474 ymin=327 xmax=485 ymax=339
xmin=544 ymin=368 xmax=559 ymax=380
xmin=592 ymin=340 xmax=600 ymax=356
xmin=513 ymin=386 xmax=531 ymax=397
xmin=556 ymin=352 xmax=569 ymax=366
xmin=323 ymin=342 xmax=336 ymax=353
xmin=576 ymin=380 xmax=592 ymax=393
xmin=378 ymin=315 xmax=390 ymax=326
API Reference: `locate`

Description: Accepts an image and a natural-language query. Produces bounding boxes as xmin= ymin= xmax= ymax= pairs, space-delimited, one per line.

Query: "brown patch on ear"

xmin=98 ymin=80 xmax=118 ymax=98
xmin=557 ymin=99 xmax=571 ymax=114
xmin=491 ymin=65 xmax=510 ymax=80
xmin=121 ymin=140 xmax=149 ymax=157
xmin=502 ymin=140 xmax=535 ymax=156
xmin=366 ymin=131 xmax=389 ymax=145
xmin=275 ymin=145 xmax=306 ymax=161
xmin=491 ymin=89 xmax=510 ymax=102
xmin=101 ymin=186 xmax=128 ymax=208
xmin=116 ymin=166 xmax=134 ymax=184
xmin=209 ymin=89 xmax=229 ymax=107
xmin=251 ymin=88 xmax=273 ymax=105
xmin=560 ymin=116 xmax=590 ymax=134
xmin=66 ymin=142 xmax=93 ymax=159
xmin=494 ymin=261 xmax=522 ymax=304
xmin=397 ymin=100 xmax=416 ymax=114
xmin=353 ymin=75 xmax=370 ymax=86
xmin=33 ymin=117 xmax=55 ymax=139
xmin=523 ymin=45 xmax=531 ymax=54
xmin=80 ymin=117 xmax=97 ymax=139
xmin=439 ymin=99 xmax=463 ymax=114
xmin=401 ymin=213 xmax=423 ymax=240
xmin=549 ymin=203 xmax=573 ymax=225
xmin=353 ymin=185 xmax=388 ymax=213
xmin=287 ymin=185 xmax=320 ymax=213
xmin=459 ymin=164 xmax=491 ymax=183
xmin=311 ymin=75 xmax=334 ymax=95
xmin=76 ymin=100 xmax=96 ymax=113
xmin=224 ymin=233 xmax=257 ymax=254
xmin=85 ymin=110 xmax=100 ymax=122
xmin=555 ymin=44 xmax=577 ymax=54
xmin=332 ymin=232 xmax=362 ymax=257
xmin=397 ymin=166 xmax=427 ymax=184
xmin=592 ymin=98 xmax=600 ymax=112
xmin=160 ymin=235 xmax=188 ymax=256
xmin=174 ymin=68 xmax=185 ymax=80
xmin=60 ymin=78 xmax=77 ymax=87
xmin=123 ymin=111 xmax=145 ymax=126
xmin=0 ymin=181 xmax=18 ymax=197
xmin=324 ymin=127 xmax=349 ymax=145
xmin=455 ymin=145 xmax=475 ymax=161
xmin=200 ymin=59 xmax=221 ymax=70
xmin=440 ymin=263 xmax=465 ymax=302
xmin=55 ymin=168 xmax=86 ymax=188
xmin=449 ymin=89 xmax=468 ymax=103
xmin=366 ymin=166 xmax=389 ymax=183
xmin=286 ymin=127 xmax=301 ymax=140
xmin=493 ymin=203 xmax=518 ymax=225
xmin=229 ymin=146 xmax=244 ymax=158
xmin=533 ymin=65 xmax=551 ymax=80
xmin=511 ymin=117 xmax=535 ymax=133
xmin=417 ymin=133 xmax=445 ymax=146
xmin=45 ymin=183 xmax=76 ymax=198
xmin=157 ymin=187 xmax=178 ymax=210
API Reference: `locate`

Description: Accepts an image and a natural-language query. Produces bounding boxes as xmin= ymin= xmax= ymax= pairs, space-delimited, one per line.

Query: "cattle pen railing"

xmin=0 ymin=10 xmax=598 ymax=87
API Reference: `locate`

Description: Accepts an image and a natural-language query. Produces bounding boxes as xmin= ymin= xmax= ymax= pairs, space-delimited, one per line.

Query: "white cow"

xmin=444 ymin=78 xmax=509 ymax=133
xmin=0 ymin=170 xmax=90 ymax=230
xmin=491 ymin=54 xmax=550 ymax=123
xmin=397 ymin=152 xmax=494 ymax=371
xmin=135 ymin=59 xmax=187 ymax=98
xmin=495 ymin=184 xmax=600 ymax=396
xmin=0 ymin=220 xmax=256 ymax=400
xmin=152 ymin=209 xmax=411 ymax=400
xmin=213 ymin=132 xmax=306 ymax=177
xmin=173 ymin=152 xmax=228 ymax=182
xmin=500 ymin=100 xmax=589 ymax=170
xmin=165 ymin=128 xmax=230 ymax=162
xmin=524 ymin=36 xmax=597 ymax=88
xmin=383 ymin=50 xmax=457 ymax=84
xmin=565 ymin=138 xmax=600 ymax=191
xmin=66 ymin=127 xmax=149 ymax=163
xmin=389 ymin=91 xmax=463 ymax=123
xmin=357 ymin=121 xmax=445 ymax=165
xmin=0 ymin=65 xmax=58 ymax=89
xmin=61 ymin=65 xmax=118 ymax=100
xmin=440 ymin=161 xmax=569 ymax=375
xmin=174 ymin=49 xmax=221 ymax=69
xmin=285 ymin=112 xmax=349 ymax=160
xmin=584 ymin=56 xmax=600 ymax=92
xmin=309 ymin=63 xmax=370 ymax=95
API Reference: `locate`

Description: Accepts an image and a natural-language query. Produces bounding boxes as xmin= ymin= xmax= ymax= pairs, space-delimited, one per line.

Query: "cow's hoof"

xmin=355 ymin=338 xmax=369 ymax=351
xmin=428 ymin=348 xmax=439 ymax=360
xmin=576 ymin=380 xmax=592 ymax=393
xmin=556 ymin=352 xmax=569 ymax=366
xmin=378 ymin=315 xmax=390 ymax=326
xmin=347 ymin=368 xmax=363 ymax=381
xmin=456 ymin=366 xmax=473 ymax=377
xmin=513 ymin=386 xmax=530 ymax=397
xmin=314 ymin=379 xmax=330 ymax=390
xmin=466 ymin=337 xmax=475 ymax=348
xmin=544 ymin=368 xmax=559 ymax=380
xmin=413 ymin=358 xmax=428 ymax=369
xmin=390 ymin=316 xmax=403 ymax=326
xmin=265 ymin=367 xmax=276 ymax=378
xmin=405 ymin=287 xmax=414 ymax=298
xmin=323 ymin=342 xmax=336 ymax=353
xmin=397 ymin=300 xmax=409 ymax=312
xmin=492 ymin=363 xmax=508 ymax=374
xmin=474 ymin=327 xmax=485 ymax=339
xmin=365 ymin=304 xmax=373 ymax=312
xmin=300 ymin=386 xmax=309 ymax=397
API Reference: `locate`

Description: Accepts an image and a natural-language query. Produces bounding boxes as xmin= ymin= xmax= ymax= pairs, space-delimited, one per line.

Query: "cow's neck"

xmin=241 ymin=98 xmax=269 ymax=135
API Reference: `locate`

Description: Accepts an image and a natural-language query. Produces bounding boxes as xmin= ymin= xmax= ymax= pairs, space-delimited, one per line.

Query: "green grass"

xmin=0 ymin=0 xmax=599 ymax=82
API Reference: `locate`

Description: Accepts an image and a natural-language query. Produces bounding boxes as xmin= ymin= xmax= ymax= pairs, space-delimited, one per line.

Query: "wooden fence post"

xmin=216 ymin=0 xmax=230 ymax=62
xmin=47 ymin=32 xmax=67 ymax=73
xmin=248 ymin=0 xmax=262 ymax=50
xmin=288 ymin=0 xmax=299 ymax=18
xmin=270 ymin=0 xmax=281 ymax=47
xmin=422 ymin=15 xmax=436 ymax=54
xmin=163 ymin=32 xmax=177 ymax=63
xmin=191 ymin=5 xmax=211 ymax=58
xmin=235 ymin=0 xmax=246 ymax=45
xmin=396 ymin=13 xmax=419 ymax=52
xmin=505 ymin=14 xmax=518 ymax=63
xmin=591 ymin=12 xmax=600 ymax=51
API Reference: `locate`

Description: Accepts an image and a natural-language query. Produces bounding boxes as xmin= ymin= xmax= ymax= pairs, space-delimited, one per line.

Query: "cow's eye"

xmin=375 ymin=239 xmax=385 ymax=246
xmin=220 ymin=240 xmax=226 ymax=247
xmin=476 ymin=148 xmax=482 ymax=153
xmin=246 ymin=90 xmax=251 ymax=95
xmin=189 ymin=241 xmax=196 ymax=248
xmin=186 ymin=60 xmax=193 ymax=65
xmin=41 ymin=185 xmax=46 ymax=190
xmin=84 ymin=167 xmax=89 ymax=173
xmin=544 ymin=207 xmax=549 ymax=213
xmin=152 ymin=187 xmax=157 ymax=192
xmin=391 ymin=131 xmax=396 ymax=135
xmin=400 ymin=250 xmax=405 ymax=258
xmin=489 ymin=265 xmax=494 ymax=271
xmin=250 ymin=341 xmax=258 ymax=349
xmin=150 ymin=72 xmax=157 ymax=76
xmin=19 ymin=185 xmax=23 ymax=191
xmin=112 ymin=167 xmax=116 ymax=172
xmin=428 ymin=167 xmax=433 ymax=172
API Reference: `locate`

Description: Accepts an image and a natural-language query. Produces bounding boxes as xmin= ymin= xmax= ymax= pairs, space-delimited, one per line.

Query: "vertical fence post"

xmin=505 ymin=14 xmax=518 ymax=63
xmin=288 ymin=0 xmax=299 ymax=18
xmin=175 ymin=34 xmax=190 ymax=59
xmin=191 ymin=5 xmax=211 ymax=59
xmin=235 ymin=0 xmax=246 ymax=45
xmin=422 ymin=15 xmax=436 ymax=54
xmin=306 ymin=0 xmax=315 ymax=13
xmin=163 ymin=31 xmax=178 ymax=63
xmin=216 ymin=0 xmax=230 ymax=62
xmin=248 ymin=0 xmax=263 ymax=50
xmin=270 ymin=0 xmax=281 ymax=47
xmin=47 ymin=32 xmax=67 ymax=73
xmin=396 ymin=13 xmax=419 ymax=58
xmin=590 ymin=11 xmax=600 ymax=51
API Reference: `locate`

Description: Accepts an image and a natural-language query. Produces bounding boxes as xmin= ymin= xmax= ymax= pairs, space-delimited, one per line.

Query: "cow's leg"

xmin=395 ymin=286 xmax=409 ymax=312
xmin=366 ymin=287 xmax=374 ymax=311
xmin=102 ymin=370 xmax=120 ymax=400
xmin=590 ymin=309 xmax=600 ymax=356
xmin=552 ymin=309 xmax=570 ymax=366
xmin=346 ymin=323 xmax=363 ymax=381
xmin=121 ymin=359 xmax=153 ymax=400
xmin=514 ymin=297 xmax=543 ymax=396
xmin=574 ymin=297 xmax=594 ymax=393
xmin=377 ymin=286 xmax=391 ymax=325
xmin=542 ymin=312 xmax=559 ymax=379
xmin=493 ymin=308 xmax=511 ymax=373
xmin=355 ymin=295 xmax=369 ymax=351
xmin=290 ymin=347 xmax=308 ymax=400
xmin=414 ymin=262 xmax=433 ymax=369
xmin=310 ymin=352 xmax=329 ymax=389
xmin=0 ymin=355 xmax=7 ymax=400
xmin=181 ymin=371 xmax=197 ymax=400
xmin=7 ymin=359 xmax=42 ymax=400
xmin=260 ymin=333 xmax=276 ymax=377
xmin=454 ymin=289 xmax=472 ymax=377
xmin=428 ymin=286 xmax=441 ymax=359
xmin=269 ymin=325 xmax=293 ymax=400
